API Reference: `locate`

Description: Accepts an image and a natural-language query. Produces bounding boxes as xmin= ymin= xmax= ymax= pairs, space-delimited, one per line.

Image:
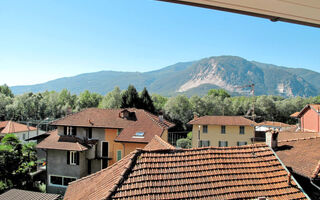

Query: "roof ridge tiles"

xmin=106 ymin=149 xmax=143 ymax=200
xmin=278 ymin=135 xmax=320 ymax=143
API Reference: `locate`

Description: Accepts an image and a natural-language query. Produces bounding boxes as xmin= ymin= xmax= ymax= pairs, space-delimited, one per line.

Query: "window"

xmin=50 ymin=175 xmax=76 ymax=187
xmin=240 ymin=126 xmax=245 ymax=134
xmin=50 ymin=176 xmax=62 ymax=185
xmin=117 ymin=150 xmax=122 ymax=161
xmin=237 ymin=141 xmax=247 ymax=146
xmin=86 ymin=127 xmax=92 ymax=138
xmin=102 ymin=142 xmax=108 ymax=157
xmin=63 ymin=177 xmax=76 ymax=186
xmin=221 ymin=125 xmax=226 ymax=134
xmin=133 ymin=132 xmax=144 ymax=138
xmin=67 ymin=151 xmax=79 ymax=165
xmin=219 ymin=141 xmax=228 ymax=147
xmin=203 ymin=125 xmax=208 ymax=133
xmin=64 ymin=126 xmax=77 ymax=136
xmin=199 ymin=140 xmax=210 ymax=147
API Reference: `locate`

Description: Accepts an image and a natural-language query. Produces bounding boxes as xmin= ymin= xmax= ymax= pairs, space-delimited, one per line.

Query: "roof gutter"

xmin=310 ymin=178 xmax=320 ymax=192
xmin=270 ymin=148 xmax=311 ymax=200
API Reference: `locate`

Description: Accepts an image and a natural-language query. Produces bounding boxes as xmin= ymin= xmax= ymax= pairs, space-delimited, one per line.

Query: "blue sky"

xmin=1 ymin=0 xmax=319 ymax=86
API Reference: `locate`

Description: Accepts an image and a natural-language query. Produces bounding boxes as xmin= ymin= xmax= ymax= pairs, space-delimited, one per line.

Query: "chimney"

xmin=158 ymin=111 xmax=164 ymax=123
xmin=265 ymin=129 xmax=279 ymax=149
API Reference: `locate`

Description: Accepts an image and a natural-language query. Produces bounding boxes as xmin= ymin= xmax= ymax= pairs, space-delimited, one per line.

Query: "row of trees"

xmin=1 ymin=84 xmax=319 ymax=129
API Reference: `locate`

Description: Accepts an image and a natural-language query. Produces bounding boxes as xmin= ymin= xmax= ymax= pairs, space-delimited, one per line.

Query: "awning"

xmin=159 ymin=0 xmax=320 ymax=28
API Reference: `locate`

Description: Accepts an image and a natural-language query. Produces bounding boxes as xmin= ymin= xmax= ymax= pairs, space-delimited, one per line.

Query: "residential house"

xmin=266 ymin=130 xmax=320 ymax=199
xmin=0 ymin=120 xmax=43 ymax=143
xmin=64 ymin=136 xmax=308 ymax=200
xmin=188 ymin=115 xmax=256 ymax=147
xmin=295 ymin=104 xmax=320 ymax=132
xmin=36 ymin=108 xmax=174 ymax=194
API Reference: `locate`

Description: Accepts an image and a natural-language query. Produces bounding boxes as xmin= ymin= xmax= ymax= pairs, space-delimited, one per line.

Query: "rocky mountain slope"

xmin=11 ymin=56 xmax=320 ymax=97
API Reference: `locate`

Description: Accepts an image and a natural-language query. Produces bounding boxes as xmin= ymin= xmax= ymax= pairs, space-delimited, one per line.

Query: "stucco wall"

xmin=191 ymin=124 xmax=254 ymax=147
xmin=301 ymin=108 xmax=320 ymax=132
xmin=160 ymin=129 xmax=168 ymax=142
xmin=46 ymin=149 xmax=87 ymax=195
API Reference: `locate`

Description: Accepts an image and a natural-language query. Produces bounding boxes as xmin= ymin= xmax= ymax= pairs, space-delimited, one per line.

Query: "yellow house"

xmin=188 ymin=115 xmax=255 ymax=147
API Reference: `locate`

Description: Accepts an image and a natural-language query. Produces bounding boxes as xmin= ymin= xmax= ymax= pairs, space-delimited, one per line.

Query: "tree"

xmin=121 ymin=85 xmax=141 ymax=108
xmin=76 ymin=90 xmax=102 ymax=110
xmin=164 ymin=95 xmax=193 ymax=129
xmin=140 ymin=87 xmax=155 ymax=113
xmin=0 ymin=94 xmax=12 ymax=120
xmin=207 ymin=89 xmax=230 ymax=99
xmin=176 ymin=138 xmax=191 ymax=148
xmin=152 ymin=94 xmax=168 ymax=112
xmin=0 ymin=84 xmax=14 ymax=98
xmin=99 ymin=87 xmax=122 ymax=109
xmin=0 ymin=134 xmax=37 ymax=193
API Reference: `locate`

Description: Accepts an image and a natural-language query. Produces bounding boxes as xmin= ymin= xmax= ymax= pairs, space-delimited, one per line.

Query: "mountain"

xmin=11 ymin=56 xmax=320 ymax=97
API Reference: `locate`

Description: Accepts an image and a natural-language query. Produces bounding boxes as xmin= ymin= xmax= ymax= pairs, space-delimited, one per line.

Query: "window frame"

xmin=49 ymin=175 xmax=77 ymax=187
xmin=221 ymin=125 xmax=226 ymax=134
xmin=240 ymin=126 xmax=245 ymax=134
xmin=64 ymin=126 xmax=77 ymax=136
xmin=237 ymin=141 xmax=248 ymax=146
xmin=199 ymin=140 xmax=210 ymax=147
xmin=67 ymin=151 xmax=79 ymax=165
xmin=202 ymin=125 xmax=208 ymax=133
xmin=219 ymin=141 xmax=228 ymax=147
xmin=117 ymin=150 xmax=122 ymax=161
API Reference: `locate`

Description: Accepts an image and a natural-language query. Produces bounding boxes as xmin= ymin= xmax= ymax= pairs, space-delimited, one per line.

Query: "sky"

xmin=0 ymin=0 xmax=319 ymax=86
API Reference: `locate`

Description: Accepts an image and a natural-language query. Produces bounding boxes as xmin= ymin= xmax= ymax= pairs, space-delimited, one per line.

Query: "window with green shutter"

xmin=117 ymin=150 xmax=122 ymax=161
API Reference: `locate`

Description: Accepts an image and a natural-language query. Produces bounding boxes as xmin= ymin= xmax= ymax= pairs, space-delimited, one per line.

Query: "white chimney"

xmin=266 ymin=129 xmax=279 ymax=149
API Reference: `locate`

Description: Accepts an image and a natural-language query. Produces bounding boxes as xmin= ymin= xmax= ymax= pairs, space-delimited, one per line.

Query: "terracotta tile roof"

xmin=52 ymin=108 xmax=174 ymax=144
xmin=0 ymin=189 xmax=60 ymax=200
xmin=0 ymin=121 xmax=37 ymax=134
xmin=257 ymin=121 xmax=293 ymax=128
xmin=278 ymin=131 xmax=320 ymax=141
xmin=65 ymin=144 xmax=307 ymax=200
xmin=188 ymin=115 xmax=256 ymax=126
xmin=143 ymin=135 xmax=175 ymax=150
xmin=37 ymin=130 xmax=88 ymax=151
xmin=290 ymin=112 xmax=300 ymax=118
xmin=276 ymin=136 xmax=320 ymax=178
xmin=297 ymin=104 xmax=320 ymax=118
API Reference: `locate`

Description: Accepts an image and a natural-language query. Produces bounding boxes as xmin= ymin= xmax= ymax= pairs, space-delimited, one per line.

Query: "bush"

xmin=177 ymin=138 xmax=191 ymax=149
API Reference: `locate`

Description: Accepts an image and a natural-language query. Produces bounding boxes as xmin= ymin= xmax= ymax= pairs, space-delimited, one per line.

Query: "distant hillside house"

xmin=296 ymin=104 xmax=320 ymax=132
xmin=37 ymin=108 xmax=174 ymax=194
xmin=64 ymin=142 xmax=308 ymax=200
xmin=0 ymin=120 xmax=43 ymax=143
xmin=188 ymin=115 xmax=256 ymax=147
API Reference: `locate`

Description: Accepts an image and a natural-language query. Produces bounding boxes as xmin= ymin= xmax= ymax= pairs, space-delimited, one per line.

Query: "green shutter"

xmin=117 ymin=150 xmax=122 ymax=161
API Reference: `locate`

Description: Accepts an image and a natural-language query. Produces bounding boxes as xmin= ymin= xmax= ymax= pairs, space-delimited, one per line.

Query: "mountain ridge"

xmin=11 ymin=56 xmax=320 ymax=97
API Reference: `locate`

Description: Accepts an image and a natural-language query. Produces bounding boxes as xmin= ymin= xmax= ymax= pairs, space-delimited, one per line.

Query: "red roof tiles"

xmin=51 ymin=108 xmax=174 ymax=143
xmin=0 ymin=189 xmax=60 ymax=200
xmin=276 ymin=135 xmax=320 ymax=179
xmin=143 ymin=135 xmax=175 ymax=150
xmin=37 ymin=130 xmax=88 ymax=151
xmin=0 ymin=121 xmax=37 ymax=134
xmin=257 ymin=121 xmax=293 ymax=128
xmin=188 ymin=115 xmax=255 ymax=126
xmin=65 ymin=144 xmax=307 ymax=200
